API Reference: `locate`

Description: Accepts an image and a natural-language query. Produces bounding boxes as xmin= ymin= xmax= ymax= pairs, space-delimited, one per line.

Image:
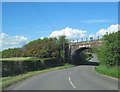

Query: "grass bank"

xmin=95 ymin=65 xmax=120 ymax=79
xmin=2 ymin=57 xmax=62 ymax=77
xmin=0 ymin=57 xmax=35 ymax=61
xmin=2 ymin=63 xmax=75 ymax=89
xmin=85 ymin=56 xmax=93 ymax=61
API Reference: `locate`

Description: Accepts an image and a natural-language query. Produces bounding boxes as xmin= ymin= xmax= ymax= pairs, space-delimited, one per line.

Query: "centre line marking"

xmin=68 ymin=77 xmax=76 ymax=88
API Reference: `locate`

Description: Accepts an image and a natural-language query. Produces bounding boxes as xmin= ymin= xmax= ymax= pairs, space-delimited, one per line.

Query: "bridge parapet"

xmin=78 ymin=44 xmax=91 ymax=48
xmin=69 ymin=40 xmax=104 ymax=53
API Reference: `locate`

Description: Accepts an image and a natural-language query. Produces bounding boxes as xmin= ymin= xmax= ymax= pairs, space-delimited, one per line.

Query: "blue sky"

xmin=1 ymin=2 xmax=118 ymax=50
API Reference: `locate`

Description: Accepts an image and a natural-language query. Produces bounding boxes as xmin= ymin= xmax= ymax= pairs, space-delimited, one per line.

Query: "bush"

xmin=2 ymin=60 xmax=44 ymax=77
xmin=96 ymin=31 xmax=120 ymax=67
xmin=41 ymin=58 xmax=63 ymax=67
xmin=95 ymin=66 xmax=119 ymax=78
xmin=2 ymin=57 xmax=63 ymax=77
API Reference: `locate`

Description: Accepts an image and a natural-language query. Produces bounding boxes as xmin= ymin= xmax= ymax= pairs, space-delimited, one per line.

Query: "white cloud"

xmin=88 ymin=24 xmax=119 ymax=40
xmin=49 ymin=27 xmax=87 ymax=41
xmin=0 ymin=33 xmax=28 ymax=51
xmin=96 ymin=24 xmax=119 ymax=36
xmin=40 ymin=37 xmax=44 ymax=40
xmin=1 ymin=33 xmax=8 ymax=39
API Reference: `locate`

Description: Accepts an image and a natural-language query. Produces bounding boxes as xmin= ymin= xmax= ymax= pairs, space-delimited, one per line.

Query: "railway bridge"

xmin=69 ymin=40 xmax=104 ymax=55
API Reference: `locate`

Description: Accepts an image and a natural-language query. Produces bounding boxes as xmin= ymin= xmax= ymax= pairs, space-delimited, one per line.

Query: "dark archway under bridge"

xmin=71 ymin=47 xmax=92 ymax=56
xmin=68 ymin=40 xmax=103 ymax=65
xmin=69 ymin=40 xmax=104 ymax=56
xmin=70 ymin=47 xmax=99 ymax=66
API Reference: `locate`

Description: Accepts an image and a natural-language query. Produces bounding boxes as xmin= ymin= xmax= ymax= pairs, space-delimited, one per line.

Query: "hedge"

xmin=2 ymin=57 xmax=63 ymax=77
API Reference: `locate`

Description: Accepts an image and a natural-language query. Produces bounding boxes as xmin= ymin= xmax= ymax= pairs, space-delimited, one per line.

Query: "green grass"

xmin=95 ymin=65 xmax=120 ymax=79
xmin=1 ymin=57 xmax=36 ymax=61
xmin=2 ymin=63 xmax=75 ymax=89
xmin=1 ymin=57 xmax=57 ymax=62
xmin=85 ymin=56 xmax=93 ymax=61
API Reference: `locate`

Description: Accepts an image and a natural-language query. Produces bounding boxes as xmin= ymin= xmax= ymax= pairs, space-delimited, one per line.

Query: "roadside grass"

xmin=1 ymin=57 xmax=36 ymax=61
xmin=85 ymin=56 xmax=93 ymax=61
xmin=2 ymin=55 xmax=92 ymax=89
xmin=95 ymin=65 xmax=120 ymax=79
xmin=2 ymin=63 xmax=75 ymax=89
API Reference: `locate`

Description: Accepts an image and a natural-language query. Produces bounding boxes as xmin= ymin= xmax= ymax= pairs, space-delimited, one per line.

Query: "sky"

xmin=1 ymin=2 xmax=119 ymax=51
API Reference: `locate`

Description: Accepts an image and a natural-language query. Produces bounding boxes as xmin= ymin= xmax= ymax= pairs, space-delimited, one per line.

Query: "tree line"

xmin=96 ymin=31 xmax=120 ymax=67
xmin=2 ymin=36 xmax=69 ymax=60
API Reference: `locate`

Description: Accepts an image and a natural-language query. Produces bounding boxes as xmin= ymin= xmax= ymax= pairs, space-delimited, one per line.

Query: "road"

xmin=5 ymin=54 xmax=118 ymax=90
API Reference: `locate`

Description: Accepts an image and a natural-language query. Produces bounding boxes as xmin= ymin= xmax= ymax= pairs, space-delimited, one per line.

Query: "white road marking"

xmin=68 ymin=77 xmax=76 ymax=88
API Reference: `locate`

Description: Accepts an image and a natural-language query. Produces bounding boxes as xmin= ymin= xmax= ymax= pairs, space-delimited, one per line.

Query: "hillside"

xmin=2 ymin=36 xmax=69 ymax=59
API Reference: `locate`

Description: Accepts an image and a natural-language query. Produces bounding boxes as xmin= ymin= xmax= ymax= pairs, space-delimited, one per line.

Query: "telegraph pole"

xmin=86 ymin=37 xmax=88 ymax=41
xmin=73 ymin=40 xmax=74 ymax=43
xmin=81 ymin=38 xmax=83 ymax=42
xmin=97 ymin=36 xmax=99 ymax=40
xmin=77 ymin=39 xmax=78 ymax=42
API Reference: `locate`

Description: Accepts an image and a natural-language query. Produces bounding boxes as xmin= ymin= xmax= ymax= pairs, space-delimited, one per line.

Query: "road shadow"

xmin=82 ymin=61 xmax=100 ymax=66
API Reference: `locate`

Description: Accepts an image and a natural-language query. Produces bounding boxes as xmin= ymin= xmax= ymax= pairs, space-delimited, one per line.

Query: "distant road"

xmin=5 ymin=54 xmax=118 ymax=90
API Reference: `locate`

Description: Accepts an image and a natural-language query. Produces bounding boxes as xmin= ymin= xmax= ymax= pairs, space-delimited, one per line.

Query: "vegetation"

xmin=71 ymin=51 xmax=92 ymax=65
xmin=2 ymin=57 xmax=62 ymax=77
xmin=2 ymin=37 xmax=64 ymax=58
xmin=1 ymin=57 xmax=34 ymax=61
xmin=2 ymin=48 xmax=20 ymax=58
xmin=58 ymin=36 xmax=69 ymax=61
xmin=94 ymin=31 xmax=120 ymax=78
xmin=2 ymin=27 xmax=119 ymax=89
xmin=2 ymin=63 xmax=75 ymax=89
xmin=85 ymin=55 xmax=93 ymax=61
xmin=2 ymin=54 xmax=92 ymax=89
xmin=2 ymin=36 xmax=73 ymax=77
xmin=97 ymin=31 xmax=120 ymax=67
xmin=2 ymin=35 xmax=93 ymax=77
xmin=95 ymin=66 xmax=119 ymax=79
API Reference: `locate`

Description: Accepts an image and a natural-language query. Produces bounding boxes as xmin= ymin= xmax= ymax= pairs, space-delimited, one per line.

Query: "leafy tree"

xmin=2 ymin=37 xmax=62 ymax=59
xmin=2 ymin=48 xmax=20 ymax=58
xmin=97 ymin=31 xmax=120 ymax=67
xmin=57 ymin=35 xmax=68 ymax=49
xmin=39 ymin=49 xmax=49 ymax=58
xmin=57 ymin=35 xmax=69 ymax=62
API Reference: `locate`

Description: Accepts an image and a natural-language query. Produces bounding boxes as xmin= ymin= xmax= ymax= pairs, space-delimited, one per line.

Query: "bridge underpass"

xmin=69 ymin=40 xmax=103 ymax=55
xmin=70 ymin=47 xmax=92 ymax=65
xmin=68 ymin=40 xmax=103 ymax=65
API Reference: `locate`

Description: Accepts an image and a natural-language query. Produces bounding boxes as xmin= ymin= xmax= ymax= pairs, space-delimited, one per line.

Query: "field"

xmin=0 ymin=57 xmax=34 ymax=61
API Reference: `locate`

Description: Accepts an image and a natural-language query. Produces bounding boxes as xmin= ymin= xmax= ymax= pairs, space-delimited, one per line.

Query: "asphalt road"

xmin=5 ymin=54 xmax=118 ymax=90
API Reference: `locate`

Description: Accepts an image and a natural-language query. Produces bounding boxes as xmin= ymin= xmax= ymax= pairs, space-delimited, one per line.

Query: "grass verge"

xmin=2 ymin=63 xmax=75 ymax=89
xmin=1 ymin=57 xmax=35 ymax=61
xmin=95 ymin=65 xmax=120 ymax=79
xmin=85 ymin=56 xmax=93 ymax=61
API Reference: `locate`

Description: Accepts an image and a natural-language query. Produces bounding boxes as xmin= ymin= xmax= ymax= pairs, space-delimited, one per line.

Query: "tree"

xmin=97 ymin=31 xmax=120 ymax=67
xmin=57 ymin=35 xmax=69 ymax=62
xmin=2 ymin=36 xmax=69 ymax=60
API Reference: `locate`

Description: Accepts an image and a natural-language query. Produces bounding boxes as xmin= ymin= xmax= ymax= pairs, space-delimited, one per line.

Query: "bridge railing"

xmin=78 ymin=44 xmax=91 ymax=48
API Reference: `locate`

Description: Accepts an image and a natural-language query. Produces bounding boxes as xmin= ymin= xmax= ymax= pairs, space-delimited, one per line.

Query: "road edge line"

xmin=68 ymin=77 xmax=76 ymax=88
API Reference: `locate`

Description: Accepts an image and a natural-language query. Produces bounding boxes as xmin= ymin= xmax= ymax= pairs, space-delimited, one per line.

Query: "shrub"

xmin=2 ymin=57 xmax=63 ymax=77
